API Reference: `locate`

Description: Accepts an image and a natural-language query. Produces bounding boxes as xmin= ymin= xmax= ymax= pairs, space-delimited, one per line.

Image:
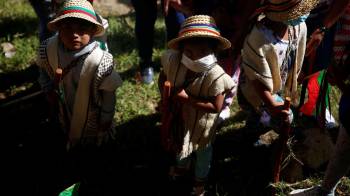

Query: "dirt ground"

xmin=93 ymin=0 xmax=133 ymax=16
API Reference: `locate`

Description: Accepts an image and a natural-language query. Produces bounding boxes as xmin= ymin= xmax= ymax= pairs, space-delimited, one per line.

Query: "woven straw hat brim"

xmin=47 ymin=13 xmax=105 ymax=37
xmin=265 ymin=0 xmax=319 ymax=22
xmin=168 ymin=32 xmax=231 ymax=50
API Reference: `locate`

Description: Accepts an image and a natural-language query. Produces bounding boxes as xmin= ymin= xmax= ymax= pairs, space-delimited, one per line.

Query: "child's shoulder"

xmin=161 ymin=49 xmax=181 ymax=68
xmin=206 ymin=64 xmax=235 ymax=94
xmin=162 ymin=49 xmax=181 ymax=60
xmin=246 ymin=23 xmax=274 ymax=48
xmin=95 ymin=48 xmax=114 ymax=71
xmin=207 ymin=64 xmax=229 ymax=80
xmin=101 ymin=49 xmax=114 ymax=61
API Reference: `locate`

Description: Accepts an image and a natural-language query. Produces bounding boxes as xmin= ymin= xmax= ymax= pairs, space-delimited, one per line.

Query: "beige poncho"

xmin=161 ymin=49 xmax=235 ymax=159
xmin=240 ymin=22 xmax=307 ymax=109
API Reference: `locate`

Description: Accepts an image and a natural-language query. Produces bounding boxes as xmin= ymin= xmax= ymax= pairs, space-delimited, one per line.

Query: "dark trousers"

xmin=29 ymin=0 xmax=54 ymax=42
xmin=131 ymin=0 xmax=185 ymax=70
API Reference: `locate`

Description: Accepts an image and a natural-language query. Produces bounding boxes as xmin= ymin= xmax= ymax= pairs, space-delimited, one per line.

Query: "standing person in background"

xmin=290 ymin=0 xmax=350 ymax=195
xmin=297 ymin=0 xmax=336 ymax=126
xmin=131 ymin=0 xmax=186 ymax=85
xmin=29 ymin=0 xmax=55 ymax=42
xmin=36 ymin=0 xmax=122 ymax=194
xmin=159 ymin=15 xmax=235 ymax=196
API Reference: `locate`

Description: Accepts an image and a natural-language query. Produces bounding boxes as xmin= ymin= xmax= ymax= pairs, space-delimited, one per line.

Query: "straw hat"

xmin=168 ymin=15 xmax=231 ymax=50
xmin=264 ymin=0 xmax=319 ymax=22
xmin=47 ymin=0 xmax=104 ymax=36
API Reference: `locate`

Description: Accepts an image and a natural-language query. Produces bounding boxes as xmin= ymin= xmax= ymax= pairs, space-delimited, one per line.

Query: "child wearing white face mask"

xmin=159 ymin=15 xmax=235 ymax=196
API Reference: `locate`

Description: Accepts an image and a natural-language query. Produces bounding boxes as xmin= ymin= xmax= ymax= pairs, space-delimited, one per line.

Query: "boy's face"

xmin=183 ymin=40 xmax=214 ymax=61
xmin=57 ymin=18 xmax=96 ymax=50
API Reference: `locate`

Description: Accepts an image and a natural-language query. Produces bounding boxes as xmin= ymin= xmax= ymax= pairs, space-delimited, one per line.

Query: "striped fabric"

xmin=333 ymin=5 xmax=350 ymax=63
xmin=167 ymin=15 xmax=231 ymax=50
xmin=60 ymin=6 xmax=97 ymax=20
xmin=47 ymin=0 xmax=104 ymax=36
xmin=179 ymin=23 xmax=220 ymax=36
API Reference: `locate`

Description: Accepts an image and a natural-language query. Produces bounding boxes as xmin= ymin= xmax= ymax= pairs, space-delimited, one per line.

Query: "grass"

xmin=0 ymin=0 xmax=38 ymax=73
xmin=1 ymin=0 xmax=349 ymax=195
xmin=107 ymin=14 xmax=165 ymax=124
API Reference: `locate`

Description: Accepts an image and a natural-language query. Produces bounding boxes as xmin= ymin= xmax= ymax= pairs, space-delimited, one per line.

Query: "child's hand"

xmin=175 ymin=89 xmax=189 ymax=103
xmin=268 ymin=102 xmax=293 ymax=124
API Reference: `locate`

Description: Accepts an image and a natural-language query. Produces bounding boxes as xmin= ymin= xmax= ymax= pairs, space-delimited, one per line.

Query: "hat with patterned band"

xmin=47 ymin=0 xmax=104 ymax=36
xmin=168 ymin=15 xmax=231 ymax=50
xmin=264 ymin=0 xmax=319 ymax=22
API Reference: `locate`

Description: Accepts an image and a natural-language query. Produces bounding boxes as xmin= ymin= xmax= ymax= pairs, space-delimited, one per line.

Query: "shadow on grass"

xmin=0 ymin=16 xmax=38 ymax=38
xmin=210 ymin=126 xmax=276 ymax=196
xmin=4 ymin=91 xmax=276 ymax=196
xmin=0 ymin=64 xmax=41 ymax=106
xmin=0 ymin=64 xmax=39 ymax=90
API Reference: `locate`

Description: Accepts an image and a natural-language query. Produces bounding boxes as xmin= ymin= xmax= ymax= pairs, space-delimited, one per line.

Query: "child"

xmin=238 ymin=0 xmax=318 ymax=135
xmin=36 ymin=0 xmax=122 ymax=194
xmin=36 ymin=0 xmax=122 ymax=149
xmin=159 ymin=15 xmax=235 ymax=196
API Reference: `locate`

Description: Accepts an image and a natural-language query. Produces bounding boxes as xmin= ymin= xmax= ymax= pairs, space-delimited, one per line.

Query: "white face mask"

xmin=181 ymin=53 xmax=217 ymax=73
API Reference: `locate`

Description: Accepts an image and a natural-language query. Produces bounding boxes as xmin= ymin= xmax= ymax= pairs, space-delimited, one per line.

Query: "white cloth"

xmin=58 ymin=41 xmax=97 ymax=68
xmin=181 ymin=53 xmax=217 ymax=73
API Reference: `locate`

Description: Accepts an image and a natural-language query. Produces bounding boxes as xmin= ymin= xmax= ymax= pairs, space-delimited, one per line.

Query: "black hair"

xmin=178 ymin=37 xmax=219 ymax=52
xmin=56 ymin=17 xmax=97 ymax=32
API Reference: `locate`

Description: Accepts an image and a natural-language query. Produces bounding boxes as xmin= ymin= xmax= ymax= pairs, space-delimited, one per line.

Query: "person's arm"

xmin=306 ymin=0 xmax=350 ymax=55
xmin=252 ymin=80 xmax=290 ymax=120
xmin=175 ymin=89 xmax=225 ymax=113
xmin=97 ymin=68 xmax=122 ymax=132
xmin=163 ymin=0 xmax=193 ymax=16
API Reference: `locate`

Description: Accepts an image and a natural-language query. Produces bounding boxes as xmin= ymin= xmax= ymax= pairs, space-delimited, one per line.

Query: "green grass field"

xmin=1 ymin=0 xmax=349 ymax=195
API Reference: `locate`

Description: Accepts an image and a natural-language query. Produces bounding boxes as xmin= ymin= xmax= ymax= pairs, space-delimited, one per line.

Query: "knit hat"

xmin=47 ymin=0 xmax=104 ymax=36
xmin=264 ymin=0 xmax=319 ymax=22
xmin=168 ymin=15 xmax=231 ymax=50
